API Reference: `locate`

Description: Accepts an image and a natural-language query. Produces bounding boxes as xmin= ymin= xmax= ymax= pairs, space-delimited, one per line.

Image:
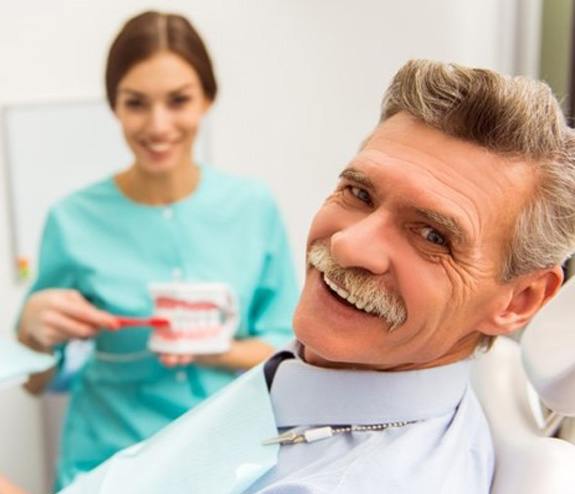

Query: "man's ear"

xmin=478 ymin=265 xmax=564 ymax=336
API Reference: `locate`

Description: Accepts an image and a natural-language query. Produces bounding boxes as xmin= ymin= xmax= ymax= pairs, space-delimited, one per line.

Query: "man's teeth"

xmin=323 ymin=274 xmax=349 ymax=298
xmin=323 ymin=274 xmax=375 ymax=315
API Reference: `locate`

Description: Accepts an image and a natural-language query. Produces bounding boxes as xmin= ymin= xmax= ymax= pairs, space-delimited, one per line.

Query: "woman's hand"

xmin=158 ymin=353 xmax=196 ymax=367
xmin=0 ymin=473 xmax=28 ymax=494
xmin=18 ymin=289 xmax=118 ymax=352
xmin=157 ymin=339 xmax=276 ymax=371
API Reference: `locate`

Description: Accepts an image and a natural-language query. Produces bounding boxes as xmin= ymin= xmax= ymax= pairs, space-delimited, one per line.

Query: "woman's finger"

xmin=158 ymin=353 xmax=194 ymax=367
xmin=33 ymin=326 xmax=70 ymax=349
xmin=52 ymin=291 xmax=119 ymax=329
xmin=40 ymin=310 xmax=98 ymax=340
xmin=159 ymin=354 xmax=178 ymax=367
xmin=178 ymin=355 xmax=195 ymax=366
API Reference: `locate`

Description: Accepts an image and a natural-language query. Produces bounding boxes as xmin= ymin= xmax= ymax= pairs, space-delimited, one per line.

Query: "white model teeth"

xmin=323 ymin=274 xmax=375 ymax=315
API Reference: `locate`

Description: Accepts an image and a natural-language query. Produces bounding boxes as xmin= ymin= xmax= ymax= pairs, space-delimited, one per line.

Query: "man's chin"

xmin=297 ymin=337 xmax=395 ymax=370
xmin=293 ymin=320 xmax=362 ymax=368
xmin=295 ymin=333 xmax=344 ymax=367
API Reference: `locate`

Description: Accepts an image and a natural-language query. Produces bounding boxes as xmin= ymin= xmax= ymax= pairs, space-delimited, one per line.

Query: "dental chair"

xmin=471 ymin=277 xmax=575 ymax=494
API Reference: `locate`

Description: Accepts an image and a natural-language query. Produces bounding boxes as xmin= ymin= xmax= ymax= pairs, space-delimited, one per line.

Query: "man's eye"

xmin=420 ymin=226 xmax=447 ymax=246
xmin=348 ymin=186 xmax=372 ymax=205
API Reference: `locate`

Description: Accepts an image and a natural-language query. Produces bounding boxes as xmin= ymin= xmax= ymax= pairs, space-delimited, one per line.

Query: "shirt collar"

xmin=269 ymin=341 xmax=471 ymax=428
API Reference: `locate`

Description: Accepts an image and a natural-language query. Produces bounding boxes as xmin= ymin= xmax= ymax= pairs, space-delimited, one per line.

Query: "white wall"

xmin=0 ymin=0 xmax=534 ymax=492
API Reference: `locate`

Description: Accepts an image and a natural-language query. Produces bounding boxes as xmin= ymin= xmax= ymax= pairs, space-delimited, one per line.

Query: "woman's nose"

xmin=146 ymin=105 xmax=172 ymax=136
xmin=330 ymin=213 xmax=392 ymax=275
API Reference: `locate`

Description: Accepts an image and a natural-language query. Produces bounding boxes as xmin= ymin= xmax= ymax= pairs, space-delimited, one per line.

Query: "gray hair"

xmin=380 ymin=59 xmax=575 ymax=281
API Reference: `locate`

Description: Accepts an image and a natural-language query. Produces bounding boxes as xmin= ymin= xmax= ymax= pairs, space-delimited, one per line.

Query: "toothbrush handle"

xmin=115 ymin=317 xmax=148 ymax=327
xmin=114 ymin=317 xmax=170 ymax=328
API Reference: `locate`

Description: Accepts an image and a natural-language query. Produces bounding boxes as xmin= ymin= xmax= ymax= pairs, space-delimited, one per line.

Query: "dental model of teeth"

xmin=147 ymin=282 xmax=238 ymax=354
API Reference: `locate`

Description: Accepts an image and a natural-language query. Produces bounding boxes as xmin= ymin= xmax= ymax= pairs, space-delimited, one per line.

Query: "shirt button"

xmin=175 ymin=370 xmax=187 ymax=382
xmin=163 ymin=208 xmax=173 ymax=220
xmin=172 ymin=267 xmax=183 ymax=280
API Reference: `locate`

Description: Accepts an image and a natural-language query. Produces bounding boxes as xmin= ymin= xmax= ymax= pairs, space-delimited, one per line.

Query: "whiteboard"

xmin=2 ymin=100 xmax=211 ymax=282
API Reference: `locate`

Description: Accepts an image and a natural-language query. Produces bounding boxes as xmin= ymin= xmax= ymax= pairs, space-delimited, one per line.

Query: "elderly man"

xmin=60 ymin=60 xmax=575 ymax=493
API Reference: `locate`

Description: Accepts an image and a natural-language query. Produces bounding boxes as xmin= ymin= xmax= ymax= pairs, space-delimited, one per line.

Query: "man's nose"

xmin=330 ymin=213 xmax=392 ymax=274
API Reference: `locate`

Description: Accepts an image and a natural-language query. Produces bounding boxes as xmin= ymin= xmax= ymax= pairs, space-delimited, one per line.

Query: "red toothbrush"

xmin=112 ymin=316 xmax=171 ymax=330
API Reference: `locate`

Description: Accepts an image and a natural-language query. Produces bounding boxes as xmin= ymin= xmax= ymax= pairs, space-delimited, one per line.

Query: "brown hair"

xmin=105 ymin=11 xmax=217 ymax=109
xmin=381 ymin=59 xmax=575 ymax=282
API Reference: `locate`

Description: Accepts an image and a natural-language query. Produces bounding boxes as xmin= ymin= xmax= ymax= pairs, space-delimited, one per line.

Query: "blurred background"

xmin=0 ymin=0 xmax=572 ymax=492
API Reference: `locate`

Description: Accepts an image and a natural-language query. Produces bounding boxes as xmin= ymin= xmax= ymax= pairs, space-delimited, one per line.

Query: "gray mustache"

xmin=308 ymin=242 xmax=407 ymax=331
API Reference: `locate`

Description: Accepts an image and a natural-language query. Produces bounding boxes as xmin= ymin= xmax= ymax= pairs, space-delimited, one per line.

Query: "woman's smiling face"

xmin=114 ymin=51 xmax=211 ymax=175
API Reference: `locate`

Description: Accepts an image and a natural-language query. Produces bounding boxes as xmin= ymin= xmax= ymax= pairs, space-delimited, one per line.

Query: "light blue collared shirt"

xmin=246 ymin=344 xmax=494 ymax=493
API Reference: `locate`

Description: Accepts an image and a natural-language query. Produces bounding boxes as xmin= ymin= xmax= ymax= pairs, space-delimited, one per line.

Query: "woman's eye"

xmin=169 ymin=95 xmax=190 ymax=107
xmin=124 ymin=99 xmax=145 ymax=110
xmin=420 ymin=226 xmax=447 ymax=247
xmin=348 ymin=186 xmax=372 ymax=205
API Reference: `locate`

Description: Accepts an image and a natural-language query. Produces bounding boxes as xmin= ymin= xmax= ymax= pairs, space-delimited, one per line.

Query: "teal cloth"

xmin=25 ymin=164 xmax=298 ymax=490
xmin=0 ymin=336 xmax=55 ymax=388
xmin=58 ymin=365 xmax=279 ymax=494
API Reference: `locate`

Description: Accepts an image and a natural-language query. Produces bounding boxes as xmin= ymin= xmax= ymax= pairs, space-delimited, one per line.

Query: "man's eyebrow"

xmin=415 ymin=207 xmax=468 ymax=244
xmin=339 ymin=168 xmax=376 ymax=190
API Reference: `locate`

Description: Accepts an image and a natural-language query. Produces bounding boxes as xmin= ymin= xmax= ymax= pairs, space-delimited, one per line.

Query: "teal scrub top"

xmin=26 ymin=165 xmax=299 ymax=490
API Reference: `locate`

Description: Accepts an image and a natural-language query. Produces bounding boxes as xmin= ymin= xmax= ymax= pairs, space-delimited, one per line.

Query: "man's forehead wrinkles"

xmin=360 ymin=140 xmax=454 ymax=168
xmin=352 ymin=149 xmax=453 ymax=183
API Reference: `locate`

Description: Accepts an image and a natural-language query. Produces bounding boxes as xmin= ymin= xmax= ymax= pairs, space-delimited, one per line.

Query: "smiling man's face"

xmin=293 ymin=112 xmax=539 ymax=370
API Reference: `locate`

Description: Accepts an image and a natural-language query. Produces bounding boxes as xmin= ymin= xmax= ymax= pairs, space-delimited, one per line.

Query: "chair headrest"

xmin=521 ymin=276 xmax=575 ymax=416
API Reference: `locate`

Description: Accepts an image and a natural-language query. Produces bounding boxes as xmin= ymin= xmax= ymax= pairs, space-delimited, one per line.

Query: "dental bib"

xmin=58 ymin=365 xmax=278 ymax=494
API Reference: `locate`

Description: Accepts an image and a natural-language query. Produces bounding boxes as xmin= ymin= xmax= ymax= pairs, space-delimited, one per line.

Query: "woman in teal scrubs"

xmin=16 ymin=11 xmax=298 ymax=491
